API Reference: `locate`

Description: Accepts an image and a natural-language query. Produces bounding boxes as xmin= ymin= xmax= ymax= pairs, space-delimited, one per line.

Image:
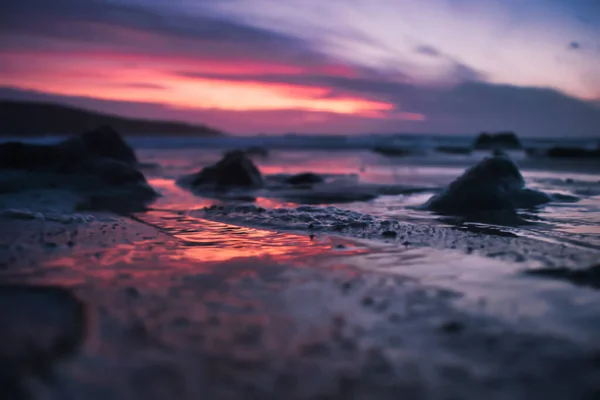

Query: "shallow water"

xmin=139 ymin=148 xmax=600 ymax=248
xmin=2 ymin=141 xmax=600 ymax=399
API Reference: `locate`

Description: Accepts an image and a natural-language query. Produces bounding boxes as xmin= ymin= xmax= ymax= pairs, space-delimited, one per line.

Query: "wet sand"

xmin=2 ymin=201 xmax=600 ymax=399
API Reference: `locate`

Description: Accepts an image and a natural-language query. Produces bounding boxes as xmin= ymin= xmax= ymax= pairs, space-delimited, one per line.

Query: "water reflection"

xmin=20 ymin=209 xmax=368 ymax=288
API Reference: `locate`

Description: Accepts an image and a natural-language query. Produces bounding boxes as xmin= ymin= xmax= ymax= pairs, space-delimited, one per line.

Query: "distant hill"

xmin=0 ymin=101 xmax=225 ymax=136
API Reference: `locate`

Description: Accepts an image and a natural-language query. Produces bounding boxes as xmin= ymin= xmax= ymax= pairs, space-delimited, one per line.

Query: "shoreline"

xmin=2 ymin=206 xmax=600 ymax=399
xmin=2 ymin=134 xmax=600 ymax=398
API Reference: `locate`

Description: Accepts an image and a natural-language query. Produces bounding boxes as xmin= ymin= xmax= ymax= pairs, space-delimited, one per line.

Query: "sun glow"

xmin=0 ymin=50 xmax=394 ymax=116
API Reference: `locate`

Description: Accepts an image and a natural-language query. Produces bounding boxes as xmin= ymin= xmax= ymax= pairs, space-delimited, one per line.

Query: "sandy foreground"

xmin=1 ymin=191 xmax=600 ymax=400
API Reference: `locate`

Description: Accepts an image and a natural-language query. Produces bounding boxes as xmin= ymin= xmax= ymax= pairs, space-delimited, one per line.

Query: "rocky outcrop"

xmin=423 ymin=155 xmax=550 ymax=222
xmin=61 ymin=125 xmax=138 ymax=164
xmin=0 ymin=126 xmax=156 ymax=213
xmin=473 ymin=132 xmax=522 ymax=150
xmin=182 ymin=151 xmax=264 ymax=190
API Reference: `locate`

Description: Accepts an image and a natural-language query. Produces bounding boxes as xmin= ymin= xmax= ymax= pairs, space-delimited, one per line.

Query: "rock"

xmin=545 ymin=147 xmax=600 ymax=159
xmin=372 ymin=146 xmax=412 ymax=157
xmin=0 ymin=127 xmax=157 ymax=213
xmin=423 ymin=156 xmax=550 ymax=220
xmin=61 ymin=125 xmax=138 ymax=164
xmin=0 ymin=285 xmax=87 ymax=396
xmin=183 ymin=151 xmax=264 ymax=189
xmin=473 ymin=131 xmax=522 ymax=150
xmin=284 ymin=173 xmax=325 ymax=186
xmin=83 ymin=158 xmax=148 ymax=187
xmin=0 ymin=126 xmax=138 ymax=172
xmin=381 ymin=230 xmax=398 ymax=238
xmin=435 ymin=146 xmax=472 ymax=155
xmin=0 ymin=141 xmax=83 ymax=171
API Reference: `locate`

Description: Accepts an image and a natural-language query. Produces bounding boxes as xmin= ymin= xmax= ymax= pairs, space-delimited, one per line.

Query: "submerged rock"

xmin=182 ymin=151 xmax=264 ymax=189
xmin=473 ymin=131 xmax=522 ymax=150
xmin=423 ymin=156 xmax=550 ymax=220
xmin=284 ymin=172 xmax=325 ymax=186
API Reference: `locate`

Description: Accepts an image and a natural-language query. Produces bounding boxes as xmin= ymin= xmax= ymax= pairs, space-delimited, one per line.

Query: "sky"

xmin=0 ymin=0 xmax=599 ymax=135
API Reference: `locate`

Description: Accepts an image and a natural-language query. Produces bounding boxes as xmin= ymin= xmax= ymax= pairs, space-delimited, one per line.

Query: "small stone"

xmin=381 ymin=230 xmax=397 ymax=238
xmin=361 ymin=296 xmax=374 ymax=306
xmin=440 ymin=321 xmax=465 ymax=334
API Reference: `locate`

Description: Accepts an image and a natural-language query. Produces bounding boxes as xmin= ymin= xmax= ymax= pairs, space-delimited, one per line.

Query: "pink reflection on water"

xmin=33 ymin=211 xmax=369 ymax=288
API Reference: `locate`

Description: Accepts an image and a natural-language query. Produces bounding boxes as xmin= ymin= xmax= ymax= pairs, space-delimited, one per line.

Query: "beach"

xmin=1 ymin=136 xmax=600 ymax=399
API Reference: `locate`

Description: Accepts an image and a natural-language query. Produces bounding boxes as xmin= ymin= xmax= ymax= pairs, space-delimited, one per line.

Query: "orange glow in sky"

xmin=0 ymin=50 xmax=395 ymax=117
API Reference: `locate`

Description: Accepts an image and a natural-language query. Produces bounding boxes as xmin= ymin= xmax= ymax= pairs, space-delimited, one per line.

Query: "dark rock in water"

xmin=284 ymin=172 xmax=325 ymax=186
xmin=0 ymin=285 xmax=87 ymax=397
xmin=183 ymin=151 xmax=264 ymax=189
xmin=0 ymin=126 xmax=138 ymax=171
xmin=372 ymin=146 xmax=412 ymax=157
xmin=473 ymin=131 xmax=522 ymax=150
xmin=435 ymin=146 xmax=472 ymax=155
xmin=84 ymin=158 xmax=148 ymax=186
xmin=61 ymin=125 xmax=138 ymax=164
xmin=525 ymin=264 xmax=600 ymax=290
xmin=0 ymin=127 xmax=157 ymax=212
xmin=424 ymin=156 xmax=550 ymax=220
xmin=381 ymin=230 xmax=398 ymax=238
xmin=0 ymin=141 xmax=83 ymax=171
xmin=545 ymin=147 xmax=600 ymax=159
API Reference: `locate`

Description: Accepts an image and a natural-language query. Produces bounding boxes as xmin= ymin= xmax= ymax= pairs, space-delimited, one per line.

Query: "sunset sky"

xmin=1 ymin=0 xmax=599 ymax=135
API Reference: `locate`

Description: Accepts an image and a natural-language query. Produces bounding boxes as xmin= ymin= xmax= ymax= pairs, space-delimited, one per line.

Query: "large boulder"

xmin=473 ymin=131 xmax=522 ymax=150
xmin=0 ymin=126 xmax=156 ymax=213
xmin=0 ymin=126 xmax=138 ymax=171
xmin=60 ymin=125 xmax=138 ymax=164
xmin=423 ymin=156 xmax=550 ymax=220
xmin=0 ymin=141 xmax=84 ymax=171
xmin=183 ymin=151 xmax=264 ymax=189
